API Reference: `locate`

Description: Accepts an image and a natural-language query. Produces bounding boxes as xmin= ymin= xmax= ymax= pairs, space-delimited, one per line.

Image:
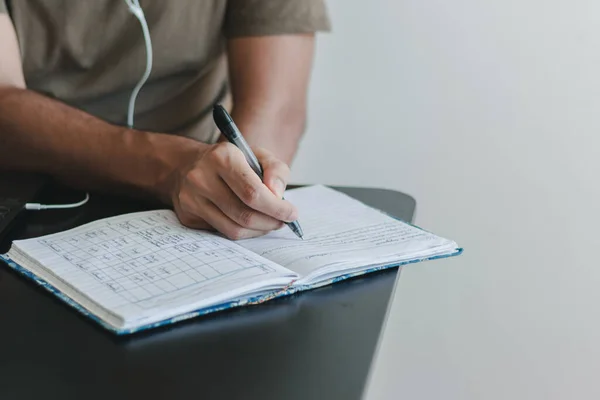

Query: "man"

xmin=0 ymin=0 xmax=330 ymax=239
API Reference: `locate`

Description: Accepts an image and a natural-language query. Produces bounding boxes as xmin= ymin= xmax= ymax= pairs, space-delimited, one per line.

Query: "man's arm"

xmin=227 ymin=34 xmax=316 ymax=165
xmin=0 ymin=15 xmax=296 ymax=240
xmin=0 ymin=17 xmax=187 ymax=201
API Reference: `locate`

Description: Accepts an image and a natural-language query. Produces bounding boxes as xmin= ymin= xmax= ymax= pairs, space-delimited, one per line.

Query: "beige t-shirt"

xmin=0 ymin=0 xmax=330 ymax=142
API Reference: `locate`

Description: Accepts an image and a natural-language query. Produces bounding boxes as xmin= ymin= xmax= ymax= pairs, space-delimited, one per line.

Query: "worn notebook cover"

xmin=0 ymin=248 xmax=462 ymax=335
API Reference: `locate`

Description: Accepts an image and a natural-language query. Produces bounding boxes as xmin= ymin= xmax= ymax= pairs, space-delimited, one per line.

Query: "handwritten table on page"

xmin=32 ymin=211 xmax=276 ymax=310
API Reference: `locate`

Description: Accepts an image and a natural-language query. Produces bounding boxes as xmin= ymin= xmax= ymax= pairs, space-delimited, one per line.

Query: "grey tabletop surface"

xmin=0 ymin=184 xmax=415 ymax=400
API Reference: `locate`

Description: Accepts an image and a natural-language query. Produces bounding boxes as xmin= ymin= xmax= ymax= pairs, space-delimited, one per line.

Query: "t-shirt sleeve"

xmin=0 ymin=1 xmax=7 ymax=13
xmin=224 ymin=0 xmax=331 ymax=38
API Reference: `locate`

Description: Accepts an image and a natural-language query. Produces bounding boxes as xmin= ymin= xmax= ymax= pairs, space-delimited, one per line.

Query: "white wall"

xmin=295 ymin=2 xmax=600 ymax=398
xmin=293 ymin=0 xmax=600 ymax=240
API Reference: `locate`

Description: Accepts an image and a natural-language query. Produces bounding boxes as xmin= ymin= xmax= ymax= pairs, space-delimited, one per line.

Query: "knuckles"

xmin=183 ymin=169 xmax=207 ymax=193
xmin=238 ymin=209 xmax=255 ymax=228
xmin=240 ymin=183 xmax=260 ymax=206
xmin=224 ymin=226 xmax=247 ymax=241
xmin=176 ymin=190 xmax=195 ymax=214
xmin=178 ymin=213 xmax=195 ymax=228
xmin=206 ymin=142 xmax=241 ymax=169
xmin=177 ymin=211 xmax=208 ymax=230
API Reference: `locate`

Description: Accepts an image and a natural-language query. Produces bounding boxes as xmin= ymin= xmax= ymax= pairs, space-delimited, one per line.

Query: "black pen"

xmin=212 ymin=104 xmax=304 ymax=240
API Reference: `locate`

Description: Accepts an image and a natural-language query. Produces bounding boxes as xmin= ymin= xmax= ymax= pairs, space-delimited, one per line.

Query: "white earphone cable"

xmin=124 ymin=0 xmax=153 ymax=129
xmin=25 ymin=193 xmax=90 ymax=211
xmin=26 ymin=1 xmax=152 ymax=212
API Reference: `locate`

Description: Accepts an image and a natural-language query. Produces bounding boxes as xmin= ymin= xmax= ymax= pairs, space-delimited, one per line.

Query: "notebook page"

xmin=11 ymin=210 xmax=297 ymax=327
xmin=238 ymin=186 xmax=457 ymax=282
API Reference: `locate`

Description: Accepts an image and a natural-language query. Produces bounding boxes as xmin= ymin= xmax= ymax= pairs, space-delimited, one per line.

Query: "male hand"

xmin=169 ymin=142 xmax=297 ymax=240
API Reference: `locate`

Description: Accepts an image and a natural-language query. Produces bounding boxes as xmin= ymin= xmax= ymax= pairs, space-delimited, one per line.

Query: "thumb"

xmin=254 ymin=147 xmax=290 ymax=199
xmin=270 ymin=177 xmax=287 ymax=199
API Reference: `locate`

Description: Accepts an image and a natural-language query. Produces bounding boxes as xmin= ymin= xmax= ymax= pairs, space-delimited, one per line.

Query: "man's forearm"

xmin=0 ymin=86 xmax=199 ymax=202
xmin=231 ymin=103 xmax=305 ymax=165
xmin=227 ymin=34 xmax=315 ymax=165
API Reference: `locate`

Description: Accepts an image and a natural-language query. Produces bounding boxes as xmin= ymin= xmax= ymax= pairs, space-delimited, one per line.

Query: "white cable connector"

xmin=124 ymin=0 xmax=153 ymax=129
xmin=25 ymin=193 xmax=90 ymax=211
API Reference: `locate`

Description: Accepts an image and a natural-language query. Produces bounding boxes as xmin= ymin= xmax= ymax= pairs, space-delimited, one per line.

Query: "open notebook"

xmin=1 ymin=185 xmax=461 ymax=334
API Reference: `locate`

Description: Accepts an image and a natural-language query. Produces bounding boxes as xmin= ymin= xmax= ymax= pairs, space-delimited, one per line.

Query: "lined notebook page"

xmin=239 ymin=186 xmax=457 ymax=281
xmin=11 ymin=210 xmax=296 ymax=326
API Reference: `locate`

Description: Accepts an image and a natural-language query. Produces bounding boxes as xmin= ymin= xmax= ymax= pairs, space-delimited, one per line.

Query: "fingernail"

xmin=273 ymin=178 xmax=286 ymax=199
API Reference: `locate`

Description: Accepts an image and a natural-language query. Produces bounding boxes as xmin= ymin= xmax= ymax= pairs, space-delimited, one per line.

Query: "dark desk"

xmin=0 ymin=185 xmax=415 ymax=400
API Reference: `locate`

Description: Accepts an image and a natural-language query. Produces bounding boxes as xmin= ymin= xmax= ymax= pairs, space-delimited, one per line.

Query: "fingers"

xmin=254 ymin=147 xmax=290 ymax=199
xmin=176 ymin=211 xmax=213 ymax=231
xmin=201 ymin=173 xmax=284 ymax=231
xmin=177 ymin=195 xmax=267 ymax=240
xmin=199 ymin=200 xmax=267 ymax=240
xmin=210 ymin=143 xmax=298 ymax=222
xmin=174 ymin=142 xmax=297 ymax=240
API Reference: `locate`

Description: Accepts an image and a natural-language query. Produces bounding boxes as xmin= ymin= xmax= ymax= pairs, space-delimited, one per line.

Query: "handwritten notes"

xmin=240 ymin=186 xmax=456 ymax=279
xmin=7 ymin=185 xmax=457 ymax=330
xmin=13 ymin=210 xmax=294 ymax=322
